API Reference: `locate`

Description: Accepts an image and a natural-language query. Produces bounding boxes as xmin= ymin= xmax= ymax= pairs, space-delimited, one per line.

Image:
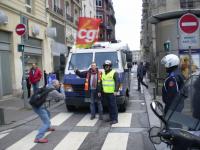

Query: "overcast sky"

xmin=113 ymin=0 xmax=142 ymax=50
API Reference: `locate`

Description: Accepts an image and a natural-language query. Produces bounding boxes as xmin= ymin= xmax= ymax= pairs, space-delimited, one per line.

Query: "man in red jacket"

xmin=29 ymin=63 xmax=42 ymax=94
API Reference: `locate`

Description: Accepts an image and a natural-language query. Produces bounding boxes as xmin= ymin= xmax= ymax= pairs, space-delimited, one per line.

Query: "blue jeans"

xmin=104 ymin=93 xmax=118 ymax=121
xmin=90 ymin=90 xmax=103 ymax=117
xmin=33 ymin=106 xmax=51 ymax=139
xmin=32 ymin=82 xmax=39 ymax=94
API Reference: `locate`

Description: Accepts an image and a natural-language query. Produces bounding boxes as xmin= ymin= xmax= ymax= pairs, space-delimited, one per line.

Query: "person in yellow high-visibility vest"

xmin=98 ymin=60 xmax=119 ymax=125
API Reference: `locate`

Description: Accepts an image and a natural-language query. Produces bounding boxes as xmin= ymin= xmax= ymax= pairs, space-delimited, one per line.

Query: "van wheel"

xmin=66 ymin=104 xmax=75 ymax=111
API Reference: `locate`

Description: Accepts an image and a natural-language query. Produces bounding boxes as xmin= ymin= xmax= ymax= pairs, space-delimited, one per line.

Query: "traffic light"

xmin=18 ymin=44 xmax=25 ymax=52
xmin=164 ymin=40 xmax=170 ymax=52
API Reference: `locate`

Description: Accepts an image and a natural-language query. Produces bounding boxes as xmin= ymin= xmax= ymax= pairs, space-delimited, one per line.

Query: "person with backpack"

xmin=31 ymin=79 xmax=65 ymax=143
xmin=137 ymin=62 xmax=148 ymax=91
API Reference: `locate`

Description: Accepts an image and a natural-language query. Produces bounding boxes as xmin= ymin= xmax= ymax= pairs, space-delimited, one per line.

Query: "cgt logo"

xmin=77 ymin=29 xmax=99 ymax=43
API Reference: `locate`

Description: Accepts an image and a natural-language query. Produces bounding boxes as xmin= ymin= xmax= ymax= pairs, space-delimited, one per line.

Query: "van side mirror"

xmin=60 ymin=54 xmax=66 ymax=71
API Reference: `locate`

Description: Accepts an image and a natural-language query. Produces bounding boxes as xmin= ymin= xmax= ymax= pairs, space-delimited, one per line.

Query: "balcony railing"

xmin=54 ymin=5 xmax=63 ymax=16
xmin=66 ymin=14 xmax=73 ymax=23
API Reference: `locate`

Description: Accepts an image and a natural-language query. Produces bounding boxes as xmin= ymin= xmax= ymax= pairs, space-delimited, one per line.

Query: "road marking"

xmin=112 ymin=113 xmax=132 ymax=127
xmin=76 ymin=114 xmax=98 ymax=126
xmin=6 ymin=130 xmax=50 ymax=150
xmin=101 ymin=133 xmax=129 ymax=150
xmin=51 ymin=112 xmax=73 ymax=126
xmin=54 ymin=132 xmax=88 ymax=150
xmin=0 ymin=133 xmax=9 ymax=139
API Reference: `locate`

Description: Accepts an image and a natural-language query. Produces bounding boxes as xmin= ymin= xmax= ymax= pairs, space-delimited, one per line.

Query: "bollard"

xmin=153 ymin=87 xmax=156 ymax=100
xmin=0 ymin=108 xmax=5 ymax=125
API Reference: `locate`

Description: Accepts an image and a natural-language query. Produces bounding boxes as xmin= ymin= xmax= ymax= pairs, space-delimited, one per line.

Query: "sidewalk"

xmin=0 ymin=96 xmax=64 ymax=132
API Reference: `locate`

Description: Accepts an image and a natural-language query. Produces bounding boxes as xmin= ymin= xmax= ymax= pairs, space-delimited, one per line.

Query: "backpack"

xmin=29 ymin=87 xmax=55 ymax=108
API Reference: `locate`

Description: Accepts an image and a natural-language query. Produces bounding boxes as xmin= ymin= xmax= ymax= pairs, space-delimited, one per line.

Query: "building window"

xmin=65 ymin=1 xmax=71 ymax=15
xmin=96 ymin=12 xmax=103 ymax=20
xmin=52 ymin=0 xmax=60 ymax=8
xmin=180 ymin=0 xmax=194 ymax=9
xmin=74 ymin=9 xmax=79 ymax=25
xmin=90 ymin=11 xmax=92 ymax=18
xmin=83 ymin=4 xmax=86 ymax=17
xmin=25 ymin=0 xmax=32 ymax=13
xmin=96 ymin=0 xmax=102 ymax=7
xmin=100 ymin=33 xmax=103 ymax=39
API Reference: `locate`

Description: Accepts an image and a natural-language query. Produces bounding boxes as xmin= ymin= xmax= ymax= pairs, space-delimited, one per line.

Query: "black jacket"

xmin=162 ymin=69 xmax=184 ymax=113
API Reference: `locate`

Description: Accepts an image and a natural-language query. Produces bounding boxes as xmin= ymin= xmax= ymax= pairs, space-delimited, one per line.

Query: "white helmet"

xmin=103 ymin=60 xmax=112 ymax=68
xmin=161 ymin=54 xmax=180 ymax=68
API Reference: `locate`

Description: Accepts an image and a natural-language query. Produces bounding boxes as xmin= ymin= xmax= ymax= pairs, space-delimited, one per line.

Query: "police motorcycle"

xmin=149 ymin=72 xmax=200 ymax=150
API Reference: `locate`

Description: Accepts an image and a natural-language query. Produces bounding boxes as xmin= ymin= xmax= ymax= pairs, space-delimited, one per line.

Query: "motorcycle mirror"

xmin=149 ymin=126 xmax=162 ymax=144
xmin=150 ymin=101 xmax=166 ymax=125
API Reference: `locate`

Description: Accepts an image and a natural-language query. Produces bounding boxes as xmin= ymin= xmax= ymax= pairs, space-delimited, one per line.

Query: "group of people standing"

xmin=27 ymin=60 xmax=119 ymax=143
xmin=75 ymin=60 xmax=119 ymax=125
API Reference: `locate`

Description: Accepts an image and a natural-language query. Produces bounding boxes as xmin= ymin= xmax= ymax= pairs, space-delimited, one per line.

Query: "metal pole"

xmin=22 ymin=51 xmax=29 ymax=108
xmin=153 ymin=87 xmax=156 ymax=100
xmin=188 ymin=46 xmax=192 ymax=77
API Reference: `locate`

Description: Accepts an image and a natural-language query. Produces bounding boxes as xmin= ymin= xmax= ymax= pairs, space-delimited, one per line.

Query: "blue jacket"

xmin=162 ymin=69 xmax=184 ymax=113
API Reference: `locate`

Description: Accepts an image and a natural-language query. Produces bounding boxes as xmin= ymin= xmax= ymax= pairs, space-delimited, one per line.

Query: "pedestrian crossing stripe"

xmin=51 ymin=112 xmax=73 ymax=126
xmin=0 ymin=129 xmax=13 ymax=140
xmin=112 ymin=113 xmax=132 ymax=127
xmin=4 ymin=112 xmax=133 ymax=150
xmin=0 ymin=132 xmax=9 ymax=139
xmin=101 ymin=133 xmax=129 ymax=150
xmin=6 ymin=130 xmax=50 ymax=150
xmin=53 ymin=132 xmax=89 ymax=150
xmin=76 ymin=114 xmax=99 ymax=127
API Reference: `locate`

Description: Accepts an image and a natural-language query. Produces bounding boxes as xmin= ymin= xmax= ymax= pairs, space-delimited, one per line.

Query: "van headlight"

xmin=64 ymin=84 xmax=73 ymax=92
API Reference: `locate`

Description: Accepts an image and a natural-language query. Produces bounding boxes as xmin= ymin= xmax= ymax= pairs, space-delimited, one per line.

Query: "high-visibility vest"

xmin=84 ymin=70 xmax=102 ymax=91
xmin=102 ymin=70 xmax=115 ymax=93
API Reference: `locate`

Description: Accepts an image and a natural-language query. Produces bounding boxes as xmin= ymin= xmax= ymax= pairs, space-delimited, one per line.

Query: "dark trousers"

xmin=137 ymin=77 xmax=148 ymax=90
xmin=90 ymin=90 xmax=103 ymax=117
xmin=104 ymin=93 xmax=118 ymax=121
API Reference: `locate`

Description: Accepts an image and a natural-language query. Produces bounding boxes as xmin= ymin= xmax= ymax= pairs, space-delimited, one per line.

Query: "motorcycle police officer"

xmin=161 ymin=54 xmax=185 ymax=114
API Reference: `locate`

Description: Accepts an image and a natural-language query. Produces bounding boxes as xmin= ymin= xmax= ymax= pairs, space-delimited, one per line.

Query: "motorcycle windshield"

xmin=165 ymin=73 xmax=200 ymax=130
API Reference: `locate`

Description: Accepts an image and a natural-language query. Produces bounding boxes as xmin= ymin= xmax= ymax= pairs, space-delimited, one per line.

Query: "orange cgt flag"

xmin=76 ymin=17 xmax=101 ymax=48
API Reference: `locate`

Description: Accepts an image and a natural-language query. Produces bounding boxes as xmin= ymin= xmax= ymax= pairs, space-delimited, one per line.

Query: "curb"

xmin=0 ymin=101 xmax=65 ymax=132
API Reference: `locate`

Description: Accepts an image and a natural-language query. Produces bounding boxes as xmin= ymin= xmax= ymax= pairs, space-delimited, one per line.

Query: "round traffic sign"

xmin=179 ymin=13 xmax=199 ymax=34
xmin=15 ymin=24 xmax=26 ymax=36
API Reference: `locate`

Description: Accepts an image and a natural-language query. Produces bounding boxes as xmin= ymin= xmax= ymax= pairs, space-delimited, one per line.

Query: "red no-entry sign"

xmin=15 ymin=24 xmax=26 ymax=36
xmin=179 ymin=13 xmax=199 ymax=34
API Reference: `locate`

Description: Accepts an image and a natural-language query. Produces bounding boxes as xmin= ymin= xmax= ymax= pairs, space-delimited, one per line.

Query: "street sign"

xmin=15 ymin=24 xmax=26 ymax=36
xmin=18 ymin=44 xmax=24 ymax=52
xmin=164 ymin=40 xmax=171 ymax=52
xmin=179 ymin=13 xmax=199 ymax=34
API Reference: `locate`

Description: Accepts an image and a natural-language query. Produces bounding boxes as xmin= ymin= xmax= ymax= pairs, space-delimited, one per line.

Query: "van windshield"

xmin=68 ymin=53 xmax=93 ymax=70
xmin=95 ymin=52 xmax=118 ymax=69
